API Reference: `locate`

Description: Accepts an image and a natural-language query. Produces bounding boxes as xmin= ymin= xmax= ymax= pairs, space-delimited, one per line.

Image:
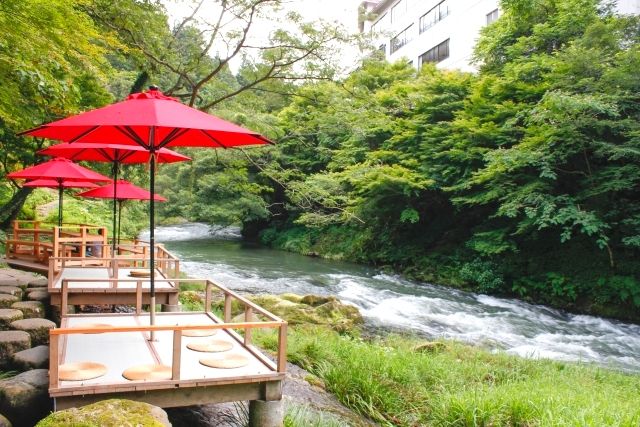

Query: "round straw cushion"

xmin=182 ymin=329 xmax=218 ymax=337
xmin=59 ymin=362 xmax=107 ymax=381
xmin=200 ymin=353 xmax=250 ymax=369
xmin=187 ymin=339 xmax=233 ymax=353
xmin=122 ymin=364 xmax=171 ymax=381
xmin=128 ymin=270 xmax=152 ymax=278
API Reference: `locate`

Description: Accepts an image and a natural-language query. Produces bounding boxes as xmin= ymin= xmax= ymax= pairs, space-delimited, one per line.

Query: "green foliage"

xmin=255 ymin=326 xmax=640 ymax=426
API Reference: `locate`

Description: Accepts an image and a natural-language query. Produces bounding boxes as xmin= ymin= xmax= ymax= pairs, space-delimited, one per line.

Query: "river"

xmin=143 ymin=223 xmax=640 ymax=372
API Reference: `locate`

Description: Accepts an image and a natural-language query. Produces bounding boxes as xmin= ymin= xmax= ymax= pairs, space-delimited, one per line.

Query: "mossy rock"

xmin=0 ymin=296 xmax=18 ymax=310
xmin=10 ymin=319 xmax=55 ymax=346
xmin=0 ymin=310 xmax=23 ymax=331
xmin=250 ymin=294 xmax=363 ymax=332
xmin=0 ymin=288 xmax=22 ymax=300
xmin=413 ymin=342 xmax=447 ymax=354
xmin=10 ymin=302 xmax=44 ymax=319
xmin=0 ymin=369 xmax=50 ymax=426
xmin=36 ymin=399 xmax=171 ymax=427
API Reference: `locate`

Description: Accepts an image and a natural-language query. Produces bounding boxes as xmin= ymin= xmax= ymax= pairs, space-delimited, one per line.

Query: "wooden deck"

xmin=50 ymin=281 xmax=287 ymax=410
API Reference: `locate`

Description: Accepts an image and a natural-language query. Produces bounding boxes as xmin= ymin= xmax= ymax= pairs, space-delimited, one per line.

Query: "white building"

xmin=359 ymin=0 xmax=640 ymax=72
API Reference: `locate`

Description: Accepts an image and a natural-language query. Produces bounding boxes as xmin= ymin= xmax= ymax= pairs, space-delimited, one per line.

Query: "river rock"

xmin=250 ymin=294 xmax=364 ymax=332
xmin=10 ymin=301 xmax=44 ymax=319
xmin=0 ymin=369 xmax=50 ymax=427
xmin=0 ymin=331 xmax=30 ymax=369
xmin=11 ymin=346 xmax=49 ymax=371
xmin=36 ymin=399 xmax=171 ymax=427
xmin=10 ymin=319 xmax=55 ymax=346
xmin=0 ymin=413 xmax=11 ymax=427
xmin=0 ymin=288 xmax=22 ymax=300
xmin=25 ymin=291 xmax=48 ymax=303
xmin=0 ymin=296 xmax=18 ymax=310
xmin=0 ymin=311 xmax=22 ymax=331
xmin=26 ymin=278 xmax=48 ymax=289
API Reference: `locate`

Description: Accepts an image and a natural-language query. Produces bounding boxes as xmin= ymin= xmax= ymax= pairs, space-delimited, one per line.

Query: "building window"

xmin=391 ymin=0 xmax=407 ymax=23
xmin=391 ymin=25 xmax=413 ymax=54
xmin=486 ymin=8 xmax=499 ymax=25
xmin=371 ymin=13 xmax=388 ymax=33
xmin=419 ymin=39 xmax=450 ymax=66
xmin=419 ymin=0 xmax=450 ymax=33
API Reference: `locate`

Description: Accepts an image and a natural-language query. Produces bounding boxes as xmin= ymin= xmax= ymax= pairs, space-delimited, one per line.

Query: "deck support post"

xmin=248 ymin=399 xmax=283 ymax=427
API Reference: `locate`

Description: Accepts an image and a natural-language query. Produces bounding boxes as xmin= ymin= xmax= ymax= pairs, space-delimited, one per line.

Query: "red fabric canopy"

xmin=77 ymin=180 xmax=166 ymax=201
xmin=7 ymin=158 xmax=111 ymax=182
xmin=22 ymin=89 xmax=272 ymax=149
xmin=38 ymin=143 xmax=191 ymax=164
xmin=23 ymin=179 xmax=99 ymax=189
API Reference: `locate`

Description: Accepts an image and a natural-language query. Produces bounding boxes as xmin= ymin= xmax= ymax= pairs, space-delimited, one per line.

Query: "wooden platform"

xmin=51 ymin=309 xmax=287 ymax=409
xmin=3 ymin=257 xmax=49 ymax=275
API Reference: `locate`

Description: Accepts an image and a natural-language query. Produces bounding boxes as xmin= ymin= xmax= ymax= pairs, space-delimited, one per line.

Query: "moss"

xmin=36 ymin=399 xmax=167 ymax=427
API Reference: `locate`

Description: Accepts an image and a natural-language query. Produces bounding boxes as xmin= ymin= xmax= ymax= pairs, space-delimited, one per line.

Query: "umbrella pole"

xmin=58 ymin=182 xmax=63 ymax=228
xmin=118 ymin=200 xmax=123 ymax=246
xmin=149 ymin=136 xmax=156 ymax=340
xmin=112 ymin=163 xmax=118 ymax=257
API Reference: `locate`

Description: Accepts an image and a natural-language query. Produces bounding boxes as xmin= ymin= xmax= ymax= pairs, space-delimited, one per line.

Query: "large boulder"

xmin=26 ymin=278 xmax=48 ymax=289
xmin=0 ymin=289 xmax=22 ymax=301
xmin=0 ymin=296 xmax=18 ymax=311
xmin=11 ymin=346 xmax=49 ymax=371
xmin=25 ymin=291 xmax=48 ymax=303
xmin=0 ymin=311 xmax=22 ymax=331
xmin=250 ymin=294 xmax=364 ymax=332
xmin=0 ymin=369 xmax=50 ymax=427
xmin=10 ymin=319 xmax=55 ymax=346
xmin=36 ymin=399 xmax=171 ymax=427
xmin=10 ymin=302 xmax=44 ymax=319
xmin=0 ymin=332 xmax=30 ymax=369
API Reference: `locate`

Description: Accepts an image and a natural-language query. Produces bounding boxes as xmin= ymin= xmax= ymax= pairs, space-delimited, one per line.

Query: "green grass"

xmin=254 ymin=326 xmax=640 ymax=426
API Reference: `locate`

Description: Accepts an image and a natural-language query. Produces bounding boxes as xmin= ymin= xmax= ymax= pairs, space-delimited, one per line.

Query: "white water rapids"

xmin=144 ymin=223 xmax=640 ymax=372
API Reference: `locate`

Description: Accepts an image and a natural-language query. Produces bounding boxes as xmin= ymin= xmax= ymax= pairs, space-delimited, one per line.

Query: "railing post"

xmin=205 ymin=282 xmax=212 ymax=313
xmin=61 ymin=280 xmax=68 ymax=316
xmin=136 ymin=281 xmax=142 ymax=314
xmin=224 ymin=293 xmax=232 ymax=323
xmin=277 ymin=322 xmax=288 ymax=373
xmin=50 ymin=333 xmax=59 ymax=389
xmin=172 ymin=330 xmax=182 ymax=380
xmin=244 ymin=306 xmax=253 ymax=346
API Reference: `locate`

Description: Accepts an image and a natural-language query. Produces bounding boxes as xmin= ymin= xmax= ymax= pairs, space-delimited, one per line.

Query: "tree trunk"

xmin=0 ymin=187 xmax=33 ymax=229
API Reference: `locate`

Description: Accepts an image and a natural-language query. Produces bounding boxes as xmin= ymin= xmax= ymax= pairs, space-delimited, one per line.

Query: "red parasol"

xmin=7 ymin=158 xmax=111 ymax=227
xmin=23 ymin=179 xmax=99 ymax=189
xmin=77 ymin=180 xmax=166 ymax=245
xmin=20 ymin=87 xmax=271 ymax=338
xmin=38 ymin=143 xmax=190 ymax=254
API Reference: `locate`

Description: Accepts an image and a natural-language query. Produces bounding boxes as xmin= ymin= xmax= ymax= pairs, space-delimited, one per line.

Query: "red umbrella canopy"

xmin=7 ymin=158 xmax=111 ymax=182
xmin=23 ymin=179 xmax=99 ymax=189
xmin=38 ymin=143 xmax=191 ymax=164
xmin=77 ymin=180 xmax=167 ymax=201
xmin=22 ymin=88 xmax=272 ymax=149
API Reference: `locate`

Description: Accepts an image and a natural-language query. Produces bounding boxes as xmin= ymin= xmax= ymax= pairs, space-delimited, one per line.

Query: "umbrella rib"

xmin=199 ymin=130 xmax=228 ymax=149
xmin=157 ymin=128 xmax=188 ymax=149
xmin=116 ymin=126 xmax=148 ymax=149
xmin=69 ymin=126 xmax=100 ymax=143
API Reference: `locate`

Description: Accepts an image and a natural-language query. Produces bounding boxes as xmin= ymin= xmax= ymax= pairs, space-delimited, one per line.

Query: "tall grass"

xmin=255 ymin=326 xmax=640 ymax=426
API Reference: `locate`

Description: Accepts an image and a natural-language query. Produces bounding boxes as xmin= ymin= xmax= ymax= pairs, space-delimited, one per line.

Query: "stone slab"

xmin=10 ymin=302 xmax=44 ymax=319
xmin=0 ymin=296 xmax=18 ymax=310
xmin=11 ymin=346 xmax=49 ymax=371
xmin=0 ymin=369 xmax=50 ymax=426
xmin=0 ymin=288 xmax=22 ymax=300
xmin=0 ymin=311 xmax=22 ymax=331
xmin=25 ymin=291 xmax=48 ymax=303
xmin=0 ymin=331 xmax=31 ymax=369
xmin=9 ymin=319 xmax=55 ymax=346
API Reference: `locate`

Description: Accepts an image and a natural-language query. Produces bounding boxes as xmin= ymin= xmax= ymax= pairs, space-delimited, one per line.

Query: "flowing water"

xmin=143 ymin=223 xmax=640 ymax=372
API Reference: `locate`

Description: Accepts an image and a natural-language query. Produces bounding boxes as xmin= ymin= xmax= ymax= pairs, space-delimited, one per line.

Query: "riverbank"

xmin=256 ymin=225 xmax=640 ymax=324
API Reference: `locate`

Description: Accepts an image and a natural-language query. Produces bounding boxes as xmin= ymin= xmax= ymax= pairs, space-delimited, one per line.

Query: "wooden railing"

xmin=49 ymin=279 xmax=288 ymax=390
xmin=5 ymin=220 xmax=108 ymax=265
xmin=49 ymin=254 xmax=181 ymax=286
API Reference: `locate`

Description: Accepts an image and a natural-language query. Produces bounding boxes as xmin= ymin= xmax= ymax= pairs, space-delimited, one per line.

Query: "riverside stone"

xmin=0 ymin=331 xmax=30 ymax=369
xmin=11 ymin=346 xmax=49 ymax=371
xmin=10 ymin=302 xmax=44 ymax=319
xmin=0 ymin=289 xmax=21 ymax=300
xmin=10 ymin=319 xmax=55 ymax=346
xmin=0 ymin=369 xmax=50 ymax=427
xmin=36 ymin=399 xmax=171 ymax=427
xmin=26 ymin=278 xmax=47 ymax=289
xmin=0 ymin=296 xmax=18 ymax=310
xmin=0 ymin=413 xmax=11 ymax=427
xmin=25 ymin=291 xmax=48 ymax=303
xmin=0 ymin=311 xmax=22 ymax=331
